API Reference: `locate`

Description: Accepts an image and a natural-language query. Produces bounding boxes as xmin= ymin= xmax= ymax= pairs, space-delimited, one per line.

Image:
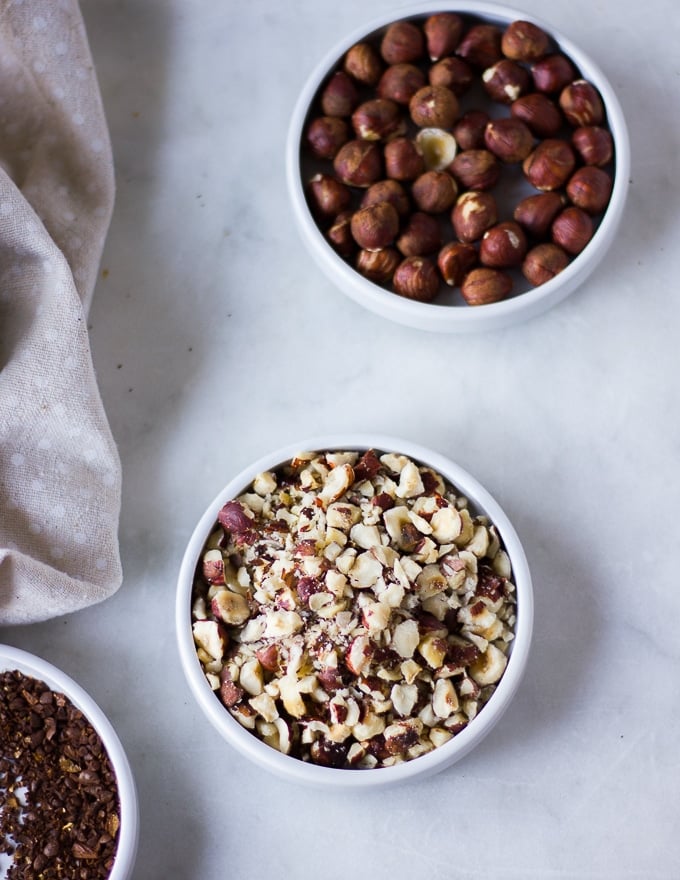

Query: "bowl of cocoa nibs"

xmin=176 ymin=436 xmax=533 ymax=789
xmin=0 ymin=645 xmax=138 ymax=879
xmin=286 ymin=3 xmax=629 ymax=332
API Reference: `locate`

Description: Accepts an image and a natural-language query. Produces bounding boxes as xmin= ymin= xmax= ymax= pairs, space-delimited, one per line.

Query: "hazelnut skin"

xmin=351 ymin=202 xmax=400 ymax=251
xmin=377 ymin=63 xmax=426 ymax=105
xmin=531 ymin=54 xmax=577 ymax=94
xmin=501 ymin=20 xmax=550 ymax=62
xmin=361 ymin=179 xmax=410 ymax=216
xmin=344 ymin=42 xmax=383 ymax=86
xmin=522 ymin=243 xmax=570 ymax=285
xmin=559 ymin=79 xmax=604 ymax=127
xmin=572 ymin=125 xmax=614 ymax=167
xmin=412 ymin=170 xmax=458 ymax=213
xmin=523 ymin=138 xmax=576 ymax=190
xmin=428 ymin=56 xmax=474 ymax=95
xmin=424 ymin=13 xmax=464 ymax=61
xmin=333 ymin=139 xmax=383 ymax=187
xmin=393 ymin=256 xmax=440 ymax=301
xmin=327 ymin=211 xmax=356 ymax=257
xmin=356 ymin=247 xmax=401 ymax=284
xmin=482 ymin=59 xmax=531 ymax=104
xmin=451 ymin=191 xmax=498 ymax=243
xmin=566 ymin=166 xmax=613 ymax=215
xmin=437 ymin=241 xmax=477 ymax=286
xmin=305 ymin=116 xmax=349 ymax=160
xmin=456 ymin=24 xmax=503 ymax=70
xmin=479 ymin=221 xmax=528 ymax=268
xmin=449 ymin=149 xmax=500 ymax=190
xmin=551 ymin=206 xmax=594 ymax=255
xmin=351 ymin=98 xmax=406 ymax=141
xmin=380 ymin=21 xmax=425 ymax=65
xmin=396 ymin=211 xmax=442 ymax=256
xmin=460 ymin=267 xmax=512 ymax=305
xmin=409 ymin=85 xmax=459 ymax=129
xmin=510 ymin=93 xmax=563 ymax=138
xmin=484 ymin=117 xmax=534 ymax=163
xmin=452 ymin=110 xmax=490 ymax=150
xmin=384 ymin=137 xmax=425 ymax=181
xmin=513 ymin=191 xmax=565 ymax=238
xmin=308 ymin=173 xmax=351 ymax=217
xmin=321 ymin=71 xmax=359 ymax=117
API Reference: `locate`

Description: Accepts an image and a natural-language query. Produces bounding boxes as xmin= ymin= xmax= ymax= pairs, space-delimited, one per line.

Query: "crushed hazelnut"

xmin=191 ymin=450 xmax=517 ymax=769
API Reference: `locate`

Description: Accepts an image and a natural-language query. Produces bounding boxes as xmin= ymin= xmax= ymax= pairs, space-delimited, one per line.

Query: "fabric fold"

xmin=0 ymin=0 xmax=122 ymax=624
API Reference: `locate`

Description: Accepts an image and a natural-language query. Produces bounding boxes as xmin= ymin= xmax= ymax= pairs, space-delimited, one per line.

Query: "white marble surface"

xmin=3 ymin=0 xmax=680 ymax=877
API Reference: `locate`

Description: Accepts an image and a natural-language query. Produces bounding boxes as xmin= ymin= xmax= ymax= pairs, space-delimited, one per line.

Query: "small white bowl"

xmin=0 ymin=644 xmax=139 ymax=880
xmin=286 ymin=3 xmax=630 ymax=332
xmin=176 ymin=435 xmax=533 ymax=789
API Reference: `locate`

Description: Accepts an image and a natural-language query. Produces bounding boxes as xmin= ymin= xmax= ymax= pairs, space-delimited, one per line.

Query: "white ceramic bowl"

xmin=0 ymin=644 xmax=139 ymax=880
xmin=286 ymin=3 xmax=630 ymax=332
xmin=176 ymin=435 xmax=533 ymax=789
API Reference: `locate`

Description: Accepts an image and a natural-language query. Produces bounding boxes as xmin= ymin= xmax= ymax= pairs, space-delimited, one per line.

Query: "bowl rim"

xmin=0 ymin=644 xmax=139 ymax=880
xmin=176 ymin=434 xmax=533 ymax=789
xmin=285 ymin=1 xmax=630 ymax=331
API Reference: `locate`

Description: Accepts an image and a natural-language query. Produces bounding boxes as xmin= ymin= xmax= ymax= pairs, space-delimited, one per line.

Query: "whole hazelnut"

xmin=456 ymin=24 xmax=503 ymax=70
xmin=484 ymin=117 xmax=534 ymax=163
xmin=437 ymin=241 xmax=477 ymax=286
xmin=396 ymin=211 xmax=442 ymax=256
xmin=327 ymin=211 xmax=355 ymax=256
xmin=523 ymin=138 xmax=576 ymax=191
xmin=513 ymin=191 xmax=565 ymax=238
xmin=344 ymin=42 xmax=383 ymax=86
xmin=572 ymin=126 xmax=614 ymax=167
xmin=321 ymin=71 xmax=359 ymax=117
xmin=333 ymin=139 xmax=383 ymax=187
xmin=482 ymin=59 xmax=531 ymax=104
xmin=428 ymin=56 xmax=475 ymax=95
xmin=452 ymin=110 xmax=490 ymax=150
xmin=501 ymin=20 xmax=550 ymax=61
xmin=531 ymin=54 xmax=577 ymax=94
xmin=559 ymin=79 xmax=605 ymax=127
xmin=356 ymin=247 xmax=401 ymax=284
xmin=451 ymin=190 xmax=498 ymax=242
xmin=460 ymin=267 xmax=512 ymax=305
xmin=377 ymin=63 xmax=426 ymax=105
xmin=305 ymin=116 xmax=349 ymax=159
xmin=415 ymin=127 xmax=458 ymax=171
xmin=351 ymin=98 xmax=406 ymax=141
xmin=449 ymin=149 xmax=500 ymax=190
xmin=384 ymin=137 xmax=425 ymax=180
xmin=362 ymin=179 xmax=410 ymax=216
xmin=350 ymin=201 xmax=400 ymax=251
xmin=566 ymin=166 xmax=613 ymax=215
xmin=551 ymin=206 xmax=594 ymax=254
xmin=424 ymin=13 xmax=464 ymax=61
xmin=510 ymin=93 xmax=563 ymax=137
xmin=480 ymin=221 xmax=528 ymax=268
xmin=380 ymin=21 xmax=425 ymax=65
xmin=308 ymin=173 xmax=352 ymax=217
xmin=409 ymin=85 xmax=459 ymax=129
xmin=522 ymin=243 xmax=570 ymax=285
xmin=412 ymin=170 xmax=458 ymax=213
xmin=393 ymin=256 xmax=440 ymax=301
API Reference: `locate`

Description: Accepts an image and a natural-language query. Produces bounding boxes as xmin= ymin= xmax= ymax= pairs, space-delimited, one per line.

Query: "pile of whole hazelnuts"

xmin=302 ymin=13 xmax=614 ymax=306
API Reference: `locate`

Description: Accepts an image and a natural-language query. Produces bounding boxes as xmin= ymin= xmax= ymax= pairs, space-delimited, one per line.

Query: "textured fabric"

xmin=0 ymin=0 xmax=121 ymax=624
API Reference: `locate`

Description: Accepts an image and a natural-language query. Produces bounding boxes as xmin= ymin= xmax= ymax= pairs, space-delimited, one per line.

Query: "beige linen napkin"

xmin=0 ymin=0 xmax=122 ymax=624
